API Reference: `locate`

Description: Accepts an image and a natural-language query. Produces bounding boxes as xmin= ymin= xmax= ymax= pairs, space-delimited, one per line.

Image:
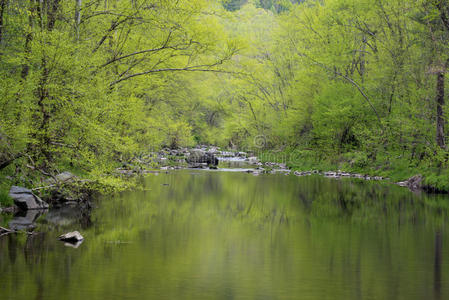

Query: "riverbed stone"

xmin=9 ymin=186 xmax=49 ymax=210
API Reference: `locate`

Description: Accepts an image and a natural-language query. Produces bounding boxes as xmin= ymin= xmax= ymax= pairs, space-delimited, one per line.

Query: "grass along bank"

xmin=257 ymin=149 xmax=449 ymax=193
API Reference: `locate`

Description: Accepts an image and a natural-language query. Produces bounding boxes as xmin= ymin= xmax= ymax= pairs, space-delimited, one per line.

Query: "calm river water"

xmin=1 ymin=170 xmax=449 ymax=299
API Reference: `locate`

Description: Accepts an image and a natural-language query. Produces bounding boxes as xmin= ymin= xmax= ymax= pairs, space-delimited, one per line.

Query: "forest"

xmin=1 ymin=0 xmax=449 ymax=199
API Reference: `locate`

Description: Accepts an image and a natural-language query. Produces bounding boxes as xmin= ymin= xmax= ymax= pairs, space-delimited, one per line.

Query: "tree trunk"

xmin=47 ymin=0 xmax=60 ymax=30
xmin=0 ymin=0 xmax=7 ymax=45
xmin=0 ymin=153 xmax=22 ymax=171
xmin=21 ymin=0 xmax=36 ymax=79
xmin=75 ymin=0 xmax=81 ymax=40
xmin=434 ymin=230 xmax=442 ymax=300
xmin=436 ymin=69 xmax=446 ymax=149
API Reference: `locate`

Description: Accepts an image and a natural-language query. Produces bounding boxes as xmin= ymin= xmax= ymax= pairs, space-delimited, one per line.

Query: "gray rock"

xmin=207 ymin=147 xmax=220 ymax=155
xmin=396 ymin=175 xmax=422 ymax=190
xmin=324 ymin=171 xmax=338 ymax=177
xmin=44 ymin=171 xmax=77 ymax=184
xmin=186 ymin=149 xmax=218 ymax=167
xmin=58 ymin=231 xmax=84 ymax=242
xmin=189 ymin=149 xmax=206 ymax=158
xmin=55 ymin=171 xmax=77 ymax=182
xmin=407 ymin=175 xmax=423 ymax=190
xmin=9 ymin=186 xmax=49 ymax=210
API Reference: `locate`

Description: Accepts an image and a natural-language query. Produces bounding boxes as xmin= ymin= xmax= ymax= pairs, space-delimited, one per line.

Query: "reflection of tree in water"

xmin=290 ymin=177 xmax=449 ymax=226
xmin=1 ymin=172 xmax=449 ymax=299
xmin=24 ymin=233 xmax=47 ymax=267
xmin=434 ymin=230 xmax=442 ymax=300
xmin=40 ymin=204 xmax=92 ymax=230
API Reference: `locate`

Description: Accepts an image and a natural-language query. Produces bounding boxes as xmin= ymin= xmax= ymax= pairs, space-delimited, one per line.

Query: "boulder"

xmin=324 ymin=171 xmax=338 ymax=177
xmin=58 ymin=231 xmax=84 ymax=243
xmin=407 ymin=175 xmax=423 ymax=190
xmin=186 ymin=149 xmax=218 ymax=167
xmin=396 ymin=175 xmax=423 ymax=190
xmin=207 ymin=147 xmax=220 ymax=155
xmin=9 ymin=186 xmax=49 ymax=210
xmin=55 ymin=171 xmax=77 ymax=183
xmin=44 ymin=171 xmax=77 ymax=185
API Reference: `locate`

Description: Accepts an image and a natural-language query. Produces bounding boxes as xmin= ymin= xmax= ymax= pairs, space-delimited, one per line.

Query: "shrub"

xmin=0 ymin=189 xmax=13 ymax=207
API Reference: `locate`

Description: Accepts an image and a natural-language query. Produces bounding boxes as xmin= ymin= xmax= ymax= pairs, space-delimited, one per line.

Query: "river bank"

xmin=1 ymin=146 xmax=446 ymax=215
xmin=255 ymin=149 xmax=449 ymax=194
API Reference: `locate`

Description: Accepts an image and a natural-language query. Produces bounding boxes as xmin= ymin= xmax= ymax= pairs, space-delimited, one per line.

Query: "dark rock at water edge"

xmin=186 ymin=149 xmax=219 ymax=167
xmin=9 ymin=186 xmax=49 ymax=210
xmin=407 ymin=175 xmax=423 ymax=191
xmin=397 ymin=175 xmax=423 ymax=191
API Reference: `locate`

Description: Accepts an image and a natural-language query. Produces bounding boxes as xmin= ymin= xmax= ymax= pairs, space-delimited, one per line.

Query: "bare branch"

xmin=110 ymin=65 xmax=236 ymax=86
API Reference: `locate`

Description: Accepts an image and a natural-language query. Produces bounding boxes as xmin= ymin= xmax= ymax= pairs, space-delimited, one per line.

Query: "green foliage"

xmin=0 ymin=190 xmax=13 ymax=207
xmin=1 ymin=0 xmax=449 ymax=191
xmin=256 ymin=0 xmax=300 ymax=13
xmin=222 ymin=0 xmax=248 ymax=11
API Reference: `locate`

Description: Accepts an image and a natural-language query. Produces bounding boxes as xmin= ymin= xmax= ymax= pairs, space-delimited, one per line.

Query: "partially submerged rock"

xmin=407 ymin=175 xmax=423 ymax=190
xmin=397 ymin=175 xmax=423 ymax=191
xmin=9 ymin=186 xmax=49 ymax=210
xmin=58 ymin=231 xmax=84 ymax=243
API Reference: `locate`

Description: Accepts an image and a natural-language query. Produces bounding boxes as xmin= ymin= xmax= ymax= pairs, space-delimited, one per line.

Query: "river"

xmin=1 ymin=169 xmax=449 ymax=299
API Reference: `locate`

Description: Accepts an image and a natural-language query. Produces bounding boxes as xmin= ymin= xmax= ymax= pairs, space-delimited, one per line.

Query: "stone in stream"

xmin=9 ymin=186 xmax=49 ymax=210
xmin=58 ymin=231 xmax=84 ymax=243
xmin=397 ymin=175 xmax=423 ymax=190
xmin=186 ymin=149 xmax=218 ymax=167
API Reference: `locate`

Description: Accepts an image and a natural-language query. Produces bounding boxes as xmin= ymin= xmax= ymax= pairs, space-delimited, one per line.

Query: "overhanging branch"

xmin=109 ymin=65 xmax=238 ymax=86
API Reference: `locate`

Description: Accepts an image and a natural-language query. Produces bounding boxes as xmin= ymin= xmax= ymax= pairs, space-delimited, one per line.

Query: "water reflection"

xmin=9 ymin=209 xmax=47 ymax=231
xmin=434 ymin=230 xmax=442 ymax=300
xmin=0 ymin=171 xmax=448 ymax=299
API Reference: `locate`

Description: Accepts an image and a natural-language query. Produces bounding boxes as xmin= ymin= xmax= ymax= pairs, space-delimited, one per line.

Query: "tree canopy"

xmin=1 ymin=0 xmax=449 ymax=188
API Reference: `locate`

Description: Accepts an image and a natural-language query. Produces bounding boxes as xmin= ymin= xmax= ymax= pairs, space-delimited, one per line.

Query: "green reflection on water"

xmin=1 ymin=170 xmax=449 ymax=300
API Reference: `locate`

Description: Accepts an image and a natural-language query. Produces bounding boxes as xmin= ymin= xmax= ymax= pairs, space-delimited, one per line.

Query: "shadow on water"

xmin=1 ymin=170 xmax=449 ymax=299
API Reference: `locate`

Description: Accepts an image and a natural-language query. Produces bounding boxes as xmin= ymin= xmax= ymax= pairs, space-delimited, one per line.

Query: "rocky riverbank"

xmin=0 ymin=145 xmax=442 ymax=240
xmin=0 ymin=146 xmax=435 ymax=217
